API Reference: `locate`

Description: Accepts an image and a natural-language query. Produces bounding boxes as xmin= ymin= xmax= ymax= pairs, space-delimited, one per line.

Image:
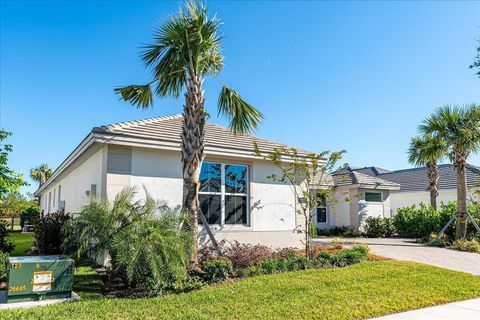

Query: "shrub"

xmin=450 ymin=239 xmax=480 ymax=253
xmin=0 ymin=252 xmax=8 ymax=282
xmin=362 ymin=217 xmax=394 ymax=238
xmin=315 ymin=245 xmax=369 ymax=267
xmin=393 ymin=204 xmax=443 ymax=238
xmin=64 ymin=187 xmax=193 ymax=295
xmin=0 ymin=220 xmax=14 ymax=253
xmin=202 ymin=258 xmax=233 ymax=283
xmin=420 ymin=232 xmax=450 ymax=247
xmin=20 ymin=206 xmax=39 ymax=229
xmin=33 ymin=212 xmax=71 ymax=254
xmin=316 ymin=226 xmax=361 ymax=238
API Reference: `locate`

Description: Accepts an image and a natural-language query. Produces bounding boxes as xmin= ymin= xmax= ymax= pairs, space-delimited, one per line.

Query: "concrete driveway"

xmin=313 ymin=237 xmax=480 ymax=275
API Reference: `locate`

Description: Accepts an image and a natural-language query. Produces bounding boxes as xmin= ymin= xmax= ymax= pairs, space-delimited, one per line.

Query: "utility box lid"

xmin=9 ymin=255 xmax=67 ymax=263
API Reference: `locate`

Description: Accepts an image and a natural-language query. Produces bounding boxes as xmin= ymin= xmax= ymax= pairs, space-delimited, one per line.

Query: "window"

xmin=199 ymin=162 xmax=248 ymax=226
xmin=58 ymin=185 xmax=61 ymax=207
xmin=48 ymin=192 xmax=51 ymax=213
xmin=316 ymin=196 xmax=327 ymax=223
xmin=53 ymin=189 xmax=56 ymax=207
xmin=91 ymin=184 xmax=97 ymax=199
xmin=365 ymin=192 xmax=382 ymax=202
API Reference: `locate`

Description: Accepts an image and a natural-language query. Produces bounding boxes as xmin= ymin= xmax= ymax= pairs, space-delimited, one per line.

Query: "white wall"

xmin=390 ymin=188 xmax=479 ymax=214
xmin=105 ymin=146 xmax=301 ymax=247
xmin=39 ymin=144 xmax=104 ymax=214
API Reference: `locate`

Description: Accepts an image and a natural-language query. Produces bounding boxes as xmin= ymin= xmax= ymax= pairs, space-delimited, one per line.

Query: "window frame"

xmin=315 ymin=195 xmax=328 ymax=224
xmin=365 ymin=192 xmax=382 ymax=202
xmin=199 ymin=161 xmax=249 ymax=227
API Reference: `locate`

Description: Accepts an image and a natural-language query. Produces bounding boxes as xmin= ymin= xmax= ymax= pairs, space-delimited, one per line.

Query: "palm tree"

xmin=408 ymin=135 xmax=447 ymax=211
xmin=420 ymin=104 xmax=480 ymax=240
xmin=115 ymin=1 xmax=262 ymax=263
xmin=30 ymin=164 xmax=53 ymax=186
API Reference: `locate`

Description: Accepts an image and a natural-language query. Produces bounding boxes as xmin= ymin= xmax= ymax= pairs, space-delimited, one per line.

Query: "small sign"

xmin=33 ymin=284 xmax=51 ymax=292
xmin=32 ymin=271 xmax=53 ymax=292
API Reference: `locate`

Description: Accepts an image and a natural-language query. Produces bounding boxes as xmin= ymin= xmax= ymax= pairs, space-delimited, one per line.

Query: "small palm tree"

xmin=30 ymin=164 xmax=53 ymax=186
xmin=420 ymin=104 xmax=480 ymax=240
xmin=115 ymin=1 xmax=262 ymax=263
xmin=408 ymin=135 xmax=447 ymax=210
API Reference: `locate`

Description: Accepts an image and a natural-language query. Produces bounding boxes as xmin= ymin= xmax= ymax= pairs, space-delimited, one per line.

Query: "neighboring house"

xmin=314 ymin=168 xmax=400 ymax=231
xmin=353 ymin=164 xmax=480 ymax=214
xmin=34 ymin=114 xmax=318 ymax=248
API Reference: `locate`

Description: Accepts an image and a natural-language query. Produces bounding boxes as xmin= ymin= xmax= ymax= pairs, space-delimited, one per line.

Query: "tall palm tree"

xmin=115 ymin=1 xmax=262 ymax=263
xmin=420 ymin=104 xmax=480 ymax=240
xmin=30 ymin=164 xmax=53 ymax=186
xmin=408 ymin=135 xmax=447 ymax=210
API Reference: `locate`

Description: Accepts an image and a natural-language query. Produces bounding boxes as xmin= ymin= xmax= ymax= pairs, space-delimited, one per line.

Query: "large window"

xmin=199 ymin=162 xmax=248 ymax=226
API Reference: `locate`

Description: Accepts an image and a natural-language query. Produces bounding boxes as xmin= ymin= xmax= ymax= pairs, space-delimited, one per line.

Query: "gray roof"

xmin=373 ymin=164 xmax=480 ymax=192
xmin=94 ymin=114 xmax=313 ymax=157
xmin=333 ymin=167 xmax=400 ymax=190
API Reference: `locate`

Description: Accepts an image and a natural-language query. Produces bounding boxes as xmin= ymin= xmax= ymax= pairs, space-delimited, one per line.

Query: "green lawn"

xmin=7 ymin=232 xmax=34 ymax=256
xmin=3 ymin=260 xmax=480 ymax=320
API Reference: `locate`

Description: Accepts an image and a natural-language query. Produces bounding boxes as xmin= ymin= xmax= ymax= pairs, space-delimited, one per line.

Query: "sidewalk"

xmin=372 ymin=298 xmax=480 ymax=319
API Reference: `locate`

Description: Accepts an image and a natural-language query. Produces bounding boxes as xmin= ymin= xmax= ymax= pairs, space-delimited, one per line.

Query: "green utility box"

xmin=7 ymin=256 xmax=74 ymax=303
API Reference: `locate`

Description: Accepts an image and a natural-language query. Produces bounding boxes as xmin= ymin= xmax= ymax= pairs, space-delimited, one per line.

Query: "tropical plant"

xmin=256 ymin=145 xmax=346 ymax=259
xmin=29 ymin=164 xmax=53 ymax=186
xmin=470 ymin=42 xmax=480 ymax=78
xmin=115 ymin=1 xmax=262 ymax=264
xmin=420 ymin=104 xmax=480 ymax=240
xmin=33 ymin=211 xmax=71 ymax=254
xmin=0 ymin=129 xmax=26 ymax=197
xmin=63 ymin=187 xmax=193 ymax=295
xmin=408 ymin=134 xmax=447 ymax=210
xmin=0 ymin=220 xmax=14 ymax=253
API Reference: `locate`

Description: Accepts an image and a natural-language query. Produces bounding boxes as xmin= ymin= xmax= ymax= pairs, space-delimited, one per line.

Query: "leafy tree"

xmin=0 ymin=129 xmax=26 ymax=197
xmin=30 ymin=164 xmax=53 ymax=186
xmin=408 ymin=134 xmax=447 ymax=210
xmin=470 ymin=42 xmax=480 ymax=78
xmin=256 ymin=144 xmax=345 ymax=259
xmin=420 ymin=104 xmax=480 ymax=239
xmin=0 ymin=192 xmax=38 ymax=218
xmin=115 ymin=1 xmax=262 ymax=264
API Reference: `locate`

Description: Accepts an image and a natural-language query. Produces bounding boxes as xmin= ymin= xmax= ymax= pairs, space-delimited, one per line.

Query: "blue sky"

xmin=1 ymin=1 xmax=479 ymax=195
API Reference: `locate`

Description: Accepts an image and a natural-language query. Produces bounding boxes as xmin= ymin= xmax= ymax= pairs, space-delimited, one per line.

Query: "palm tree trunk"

xmin=455 ymin=153 xmax=468 ymax=240
xmin=427 ymin=163 xmax=439 ymax=210
xmin=180 ymin=73 xmax=205 ymax=265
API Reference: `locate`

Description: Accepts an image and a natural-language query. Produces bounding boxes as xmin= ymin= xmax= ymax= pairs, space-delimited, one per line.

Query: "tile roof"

xmin=93 ymin=114 xmax=313 ymax=157
xmin=332 ymin=167 xmax=400 ymax=189
xmin=375 ymin=164 xmax=480 ymax=192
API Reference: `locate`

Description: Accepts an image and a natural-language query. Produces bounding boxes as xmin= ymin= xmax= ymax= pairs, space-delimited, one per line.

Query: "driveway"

xmin=313 ymin=237 xmax=480 ymax=275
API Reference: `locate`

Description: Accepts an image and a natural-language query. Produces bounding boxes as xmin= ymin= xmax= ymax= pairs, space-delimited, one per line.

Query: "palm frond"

xmin=408 ymin=135 xmax=447 ymax=167
xmin=218 ymin=85 xmax=263 ymax=134
xmin=114 ymin=84 xmax=154 ymax=109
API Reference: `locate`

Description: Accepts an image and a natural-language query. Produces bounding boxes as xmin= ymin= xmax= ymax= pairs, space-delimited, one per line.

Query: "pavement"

xmin=371 ymin=298 xmax=480 ymax=320
xmin=313 ymin=237 xmax=480 ymax=275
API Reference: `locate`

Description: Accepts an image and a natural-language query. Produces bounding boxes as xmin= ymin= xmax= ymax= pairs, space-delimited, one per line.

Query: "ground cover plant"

xmin=2 ymin=260 xmax=480 ymax=320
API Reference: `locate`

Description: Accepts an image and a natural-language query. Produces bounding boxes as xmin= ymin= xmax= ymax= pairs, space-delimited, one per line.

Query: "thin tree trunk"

xmin=427 ymin=163 xmax=439 ymax=210
xmin=455 ymin=154 xmax=468 ymax=240
xmin=181 ymin=73 xmax=205 ymax=265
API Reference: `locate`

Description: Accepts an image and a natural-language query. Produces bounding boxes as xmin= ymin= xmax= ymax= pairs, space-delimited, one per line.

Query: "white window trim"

xmin=365 ymin=191 xmax=383 ymax=203
xmin=199 ymin=162 xmax=249 ymax=227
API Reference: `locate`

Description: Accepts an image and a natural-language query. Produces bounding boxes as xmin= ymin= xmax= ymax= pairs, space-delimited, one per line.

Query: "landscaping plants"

xmin=0 ymin=219 xmax=14 ymax=253
xmin=32 ymin=211 xmax=71 ymax=254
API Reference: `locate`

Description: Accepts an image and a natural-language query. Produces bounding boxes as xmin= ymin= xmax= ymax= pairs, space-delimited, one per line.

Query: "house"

xmin=313 ymin=167 xmax=400 ymax=230
xmin=351 ymin=164 xmax=480 ymax=214
xmin=34 ymin=114 xmax=319 ymax=248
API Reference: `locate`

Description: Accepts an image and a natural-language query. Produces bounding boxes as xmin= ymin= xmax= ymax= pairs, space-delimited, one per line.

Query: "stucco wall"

xmin=104 ymin=145 xmax=302 ymax=248
xmin=390 ymin=188 xmax=479 ymax=214
xmin=39 ymin=144 xmax=104 ymax=214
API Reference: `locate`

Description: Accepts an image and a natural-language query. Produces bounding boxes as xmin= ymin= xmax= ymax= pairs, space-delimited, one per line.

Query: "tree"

xmin=30 ymin=164 xmax=53 ymax=186
xmin=0 ymin=129 xmax=26 ymax=197
xmin=256 ymin=144 xmax=345 ymax=259
xmin=420 ymin=104 xmax=480 ymax=240
xmin=408 ymin=134 xmax=447 ymax=210
xmin=470 ymin=42 xmax=480 ymax=78
xmin=115 ymin=1 xmax=262 ymax=264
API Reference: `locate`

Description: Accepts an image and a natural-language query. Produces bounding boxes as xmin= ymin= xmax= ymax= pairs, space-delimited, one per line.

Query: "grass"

xmin=7 ymin=232 xmax=34 ymax=256
xmin=1 ymin=218 xmax=21 ymax=231
xmin=2 ymin=260 xmax=480 ymax=319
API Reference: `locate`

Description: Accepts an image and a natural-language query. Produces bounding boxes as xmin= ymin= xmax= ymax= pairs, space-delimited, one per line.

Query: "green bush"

xmin=362 ymin=217 xmax=394 ymax=238
xmin=0 ymin=220 xmax=14 ymax=253
xmin=202 ymin=258 xmax=233 ymax=283
xmin=0 ymin=252 xmax=8 ymax=282
xmin=316 ymin=226 xmax=361 ymax=238
xmin=450 ymin=239 xmax=480 ymax=253
xmin=33 ymin=212 xmax=71 ymax=254
xmin=20 ymin=207 xmax=39 ymax=229
xmin=315 ymin=245 xmax=369 ymax=267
